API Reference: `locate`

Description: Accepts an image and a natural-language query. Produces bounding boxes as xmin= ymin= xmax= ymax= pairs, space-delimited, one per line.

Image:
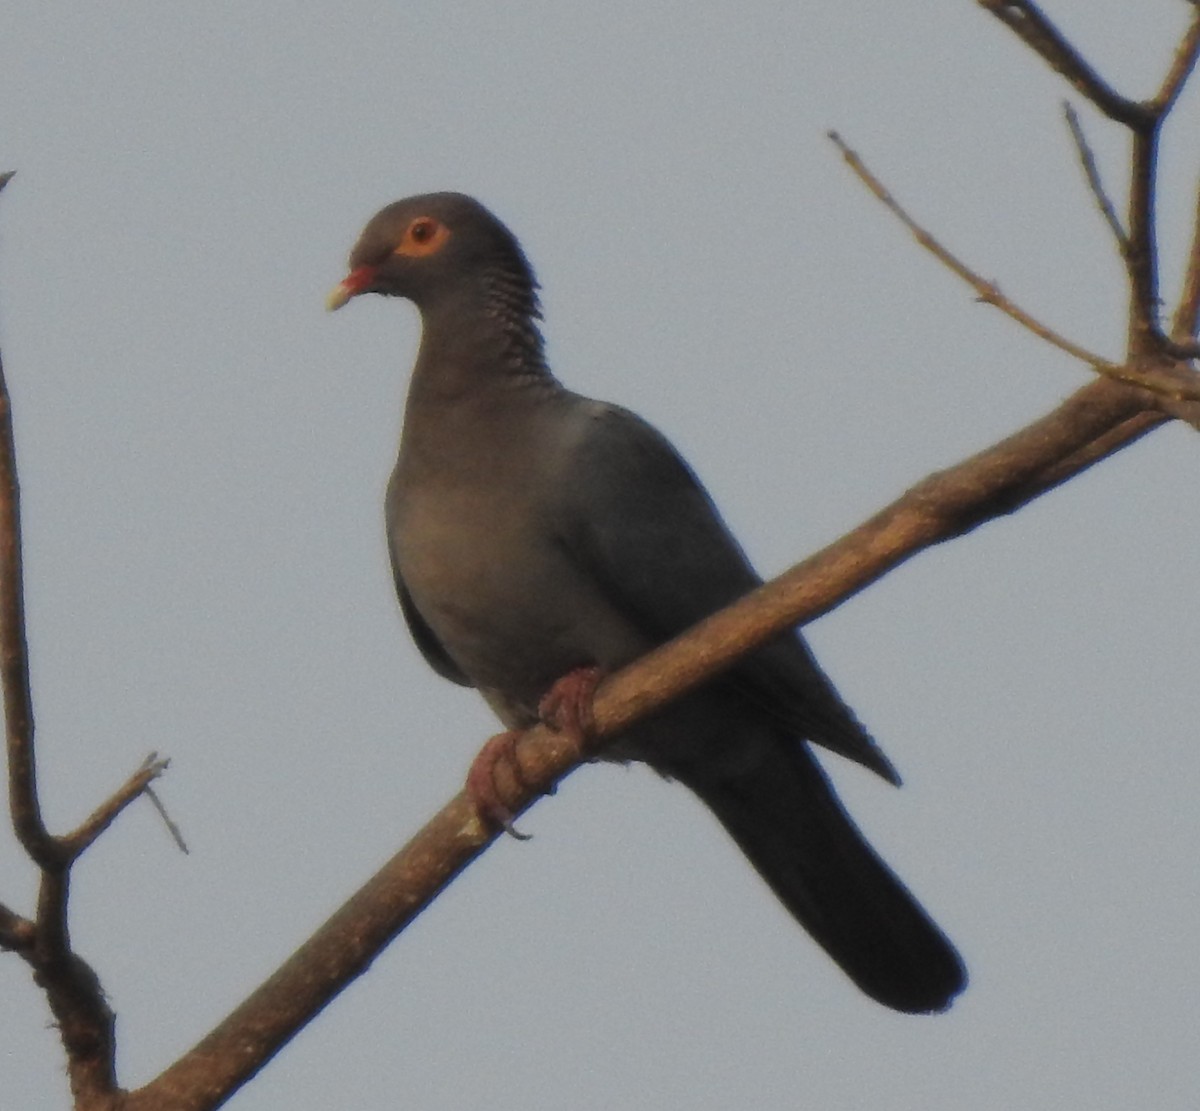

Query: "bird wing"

xmin=389 ymin=551 xmax=473 ymax=687
xmin=556 ymin=400 xmax=897 ymax=782
xmin=557 ymin=401 xmax=763 ymax=630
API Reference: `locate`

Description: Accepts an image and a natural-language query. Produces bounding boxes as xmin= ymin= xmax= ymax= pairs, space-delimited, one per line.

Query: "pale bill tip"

xmin=325 ymin=282 xmax=354 ymax=312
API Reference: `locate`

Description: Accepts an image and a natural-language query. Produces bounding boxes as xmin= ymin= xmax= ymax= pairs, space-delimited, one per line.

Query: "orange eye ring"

xmin=395 ymin=216 xmax=450 ymax=258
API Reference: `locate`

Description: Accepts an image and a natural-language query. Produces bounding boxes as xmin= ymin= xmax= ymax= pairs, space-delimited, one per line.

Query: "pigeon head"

xmin=327 ymin=192 xmax=541 ymax=320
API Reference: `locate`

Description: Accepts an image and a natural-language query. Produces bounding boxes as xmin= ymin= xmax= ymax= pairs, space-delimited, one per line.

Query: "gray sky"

xmin=1 ymin=3 xmax=1198 ymax=1108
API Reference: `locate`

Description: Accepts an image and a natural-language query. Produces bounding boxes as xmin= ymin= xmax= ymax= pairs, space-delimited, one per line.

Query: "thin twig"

xmin=1090 ymin=358 xmax=1200 ymax=409
xmin=145 ymin=783 xmax=189 ymax=854
xmin=827 ymin=133 xmax=1200 ymax=402
xmin=1063 ymin=102 xmax=1127 ymax=250
xmin=62 ymin=755 xmax=170 ymax=858
xmin=1149 ymin=7 xmax=1200 ymax=113
xmin=1171 ymin=179 xmax=1200 ymax=342
xmin=977 ymin=1 xmax=1149 ymax=128
xmin=1030 ymin=410 xmax=1163 ymax=489
xmin=827 ymin=131 xmax=1113 ymax=368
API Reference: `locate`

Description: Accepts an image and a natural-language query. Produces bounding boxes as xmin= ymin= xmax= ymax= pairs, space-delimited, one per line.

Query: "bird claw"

xmin=466 ymin=667 xmax=603 ymax=840
xmin=466 ymin=730 xmax=533 ymax=840
xmin=538 ymin=666 xmax=604 ymax=755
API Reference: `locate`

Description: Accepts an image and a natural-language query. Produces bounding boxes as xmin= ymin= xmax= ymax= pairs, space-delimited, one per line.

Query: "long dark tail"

xmin=678 ymin=743 xmax=966 ymax=1014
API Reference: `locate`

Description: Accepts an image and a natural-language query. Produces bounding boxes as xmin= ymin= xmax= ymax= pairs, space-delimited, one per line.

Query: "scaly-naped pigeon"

xmin=328 ymin=193 xmax=965 ymax=1013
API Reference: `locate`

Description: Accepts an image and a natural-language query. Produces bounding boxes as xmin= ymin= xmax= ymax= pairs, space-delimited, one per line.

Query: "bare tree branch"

xmin=1149 ymin=6 xmax=1200 ymax=113
xmin=1063 ymin=101 xmax=1127 ymax=250
xmin=34 ymin=871 xmax=70 ymax=959
xmin=827 ymin=131 xmax=1115 ymax=369
xmin=1030 ymin=409 xmax=1163 ymax=488
xmin=1119 ymin=8 xmax=1200 ymax=352
xmin=32 ymin=948 xmax=119 ymax=1110
xmin=0 ymin=172 xmax=152 ymax=1111
xmin=1126 ymin=127 xmax=1161 ymax=352
xmin=0 ymin=276 xmax=60 ymax=872
xmin=826 ymin=131 xmax=1200 ymax=416
xmin=62 ymin=756 xmax=169 ymax=859
xmin=127 ymin=374 xmax=1160 ymax=1111
xmin=1172 ymin=180 xmax=1200 ymax=342
xmin=977 ymin=1 xmax=1150 ymax=128
xmin=0 ymin=901 xmax=35 ymax=951
xmin=984 ymin=3 xmax=1200 ymax=356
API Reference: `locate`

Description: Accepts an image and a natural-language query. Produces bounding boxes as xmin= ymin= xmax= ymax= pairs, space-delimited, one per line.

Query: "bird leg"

xmin=466 ymin=667 xmax=604 ymax=840
xmin=466 ymin=731 xmax=534 ymax=841
xmin=463 ymin=671 xmax=604 ymax=844
xmin=538 ymin=665 xmax=604 ymax=756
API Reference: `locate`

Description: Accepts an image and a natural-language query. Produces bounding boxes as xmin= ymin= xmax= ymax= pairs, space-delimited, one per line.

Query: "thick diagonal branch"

xmin=129 ymin=376 xmax=1161 ymax=1111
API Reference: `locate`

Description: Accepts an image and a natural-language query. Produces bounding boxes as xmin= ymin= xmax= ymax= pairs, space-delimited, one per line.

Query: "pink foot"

xmin=466 ymin=730 xmax=533 ymax=840
xmin=538 ymin=666 xmax=604 ymax=755
xmin=466 ymin=667 xmax=605 ymax=841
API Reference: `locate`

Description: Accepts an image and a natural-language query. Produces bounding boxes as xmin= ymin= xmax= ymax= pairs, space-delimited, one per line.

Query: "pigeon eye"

xmin=396 ymin=217 xmax=449 ymax=257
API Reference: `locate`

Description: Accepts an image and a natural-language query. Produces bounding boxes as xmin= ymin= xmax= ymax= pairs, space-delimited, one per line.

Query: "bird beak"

xmin=326 ymin=265 xmax=378 ymax=311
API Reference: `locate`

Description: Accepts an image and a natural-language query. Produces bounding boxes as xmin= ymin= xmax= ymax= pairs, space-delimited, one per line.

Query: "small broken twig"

xmin=1063 ymin=102 xmax=1127 ymax=251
